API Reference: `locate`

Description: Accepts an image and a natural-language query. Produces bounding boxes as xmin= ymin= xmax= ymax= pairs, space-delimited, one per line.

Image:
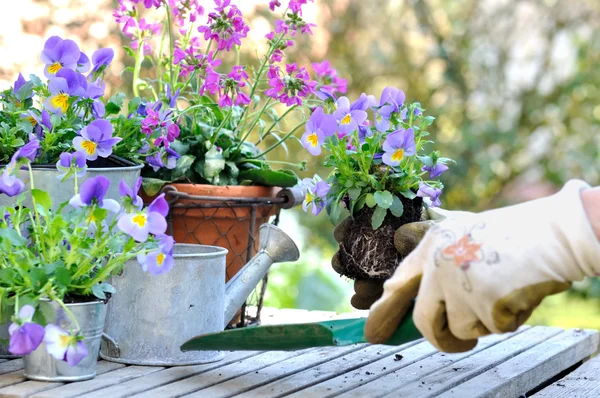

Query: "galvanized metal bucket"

xmin=23 ymin=299 xmax=107 ymax=382
xmin=101 ymin=244 xmax=228 ymax=366
xmin=0 ymin=157 xmax=142 ymax=211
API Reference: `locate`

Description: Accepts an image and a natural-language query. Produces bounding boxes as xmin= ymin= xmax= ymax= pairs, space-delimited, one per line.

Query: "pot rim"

xmin=31 ymin=163 xmax=144 ymax=173
xmin=39 ymin=297 xmax=106 ymax=307
xmin=172 ymin=243 xmax=228 ymax=259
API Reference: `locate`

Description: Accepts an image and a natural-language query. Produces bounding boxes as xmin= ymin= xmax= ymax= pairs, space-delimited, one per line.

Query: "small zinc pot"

xmin=0 ymin=156 xmax=142 ymax=211
xmin=101 ymin=244 xmax=227 ymax=366
xmin=23 ymin=299 xmax=107 ymax=382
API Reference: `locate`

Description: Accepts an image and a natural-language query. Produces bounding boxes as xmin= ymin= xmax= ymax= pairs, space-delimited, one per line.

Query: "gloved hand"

xmin=365 ymin=180 xmax=600 ymax=353
xmin=332 ymin=209 xmax=450 ymax=309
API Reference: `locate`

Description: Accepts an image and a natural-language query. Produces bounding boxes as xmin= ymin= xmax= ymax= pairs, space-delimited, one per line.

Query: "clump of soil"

xmin=337 ymin=196 xmax=423 ymax=280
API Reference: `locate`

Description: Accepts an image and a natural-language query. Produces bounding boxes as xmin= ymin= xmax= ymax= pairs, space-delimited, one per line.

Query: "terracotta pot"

xmin=157 ymin=184 xmax=281 ymax=281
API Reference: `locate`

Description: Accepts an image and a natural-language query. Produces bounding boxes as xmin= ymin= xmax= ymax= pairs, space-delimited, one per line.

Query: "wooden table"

xmin=0 ymin=308 xmax=597 ymax=397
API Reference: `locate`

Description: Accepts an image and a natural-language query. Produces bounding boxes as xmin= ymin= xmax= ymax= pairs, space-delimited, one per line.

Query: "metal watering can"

xmin=100 ymin=223 xmax=299 ymax=366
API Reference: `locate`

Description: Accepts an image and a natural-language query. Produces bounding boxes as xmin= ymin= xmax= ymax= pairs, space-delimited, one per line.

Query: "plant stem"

xmin=251 ymin=121 xmax=305 ymax=159
xmin=132 ymin=34 xmax=144 ymax=97
xmin=210 ymin=110 xmax=232 ymax=145
xmin=165 ymin=4 xmax=175 ymax=89
xmin=49 ymin=292 xmax=81 ymax=332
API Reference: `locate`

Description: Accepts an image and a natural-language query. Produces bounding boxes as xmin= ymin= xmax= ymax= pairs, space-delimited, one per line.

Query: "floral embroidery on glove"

xmin=433 ymin=222 xmax=500 ymax=292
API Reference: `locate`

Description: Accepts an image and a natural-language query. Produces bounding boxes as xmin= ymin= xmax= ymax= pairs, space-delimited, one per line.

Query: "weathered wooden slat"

xmin=133 ymin=345 xmax=364 ymax=398
xmin=32 ymin=365 xmax=164 ymax=398
xmin=190 ymin=341 xmax=421 ymax=398
xmin=438 ymin=328 xmax=599 ymax=398
xmin=288 ymin=340 xmax=438 ymax=398
xmin=0 ymin=361 xmax=124 ymax=398
xmin=381 ymin=326 xmax=563 ymax=397
xmin=534 ymin=354 xmax=600 ymax=398
xmin=0 ymin=370 xmax=27 ymax=389
xmin=76 ymin=351 xmax=262 ymax=398
xmin=0 ymin=360 xmax=24 ymax=376
xmin=336 ymin=327 xmax=527 ymax=398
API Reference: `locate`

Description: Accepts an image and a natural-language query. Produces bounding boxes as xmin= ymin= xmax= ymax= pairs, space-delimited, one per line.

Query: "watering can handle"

xmin=101 ymin=333 xmax=121 ymax=358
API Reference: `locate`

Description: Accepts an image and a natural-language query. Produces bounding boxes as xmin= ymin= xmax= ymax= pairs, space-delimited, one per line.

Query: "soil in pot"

xmin=337 ymin=195 xmax=423 ymax=281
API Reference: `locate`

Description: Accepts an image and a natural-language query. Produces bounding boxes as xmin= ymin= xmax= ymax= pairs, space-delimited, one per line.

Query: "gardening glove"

xmin=365 ymin=180 xmax=600 ymax=353
xmin=332 ymin=208 xmax=459 ymax=310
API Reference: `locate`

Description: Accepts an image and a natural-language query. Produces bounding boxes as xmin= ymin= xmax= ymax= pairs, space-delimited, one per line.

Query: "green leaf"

xmin=172 ymin=155 xmax=195 ymax=181
xmin=371 ymin=206 xmax=387 ymax=229
xmin=29 ymin=268 xmax=48 ymax=292
xmin=329 ymin=201 xmax=342 ymax=225
xmin=0 ymin=229 xmax=27 ymax=247
xmin=127 ymin=97 xmax=142 ymax=115
xmin=237 ymin=169 xmax=298 ymax=188
xmin=31 ymin=189 xmax=51 ymax=211
xmin=400 ymin=190 xmax=417 ymax=200
xmin=417 ymin=155 xmax=434 ymax=168
xmin=365 ymin=193 xmax=376 ymax=208
xmin=390 ymin=196 xmax=404 ymax=217
xmin=105 ymin=93 xmax=126 ymax=115
xmin=354 ymin=195 xmax=367 ymax=213
xmin=92 ymin=283 xmax=116 ymax=300
xmin=54 ymin=266 xmax=71 ymax=289
xmin=204 ymin=146 xmax=225 ymax=180
xmin=142 ymin=177 xmax=168 ymax=196
xmin=347 ymin=188 xmax=361 ymax=201
xmin=374 ymin=191 xmax=393 ymax=209
xmin=122 ymin=46 xmax=136 ymax=57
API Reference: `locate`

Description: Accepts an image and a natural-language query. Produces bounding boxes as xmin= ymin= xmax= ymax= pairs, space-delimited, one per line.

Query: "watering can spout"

xmin=223 ymin=224 xmax=299 ymax=327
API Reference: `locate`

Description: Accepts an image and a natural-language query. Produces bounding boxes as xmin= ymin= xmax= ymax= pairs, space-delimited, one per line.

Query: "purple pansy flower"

xmin=12 ymin=73 xmax=33 ymax=102
xmin=73 ymin=119 xmax=122 ymax=161
xmin=301 ymin=175 xmax=330 ymax=216
xmin=117 ymin=194 xmax=168 ymax=242
xmin=119 ymin=177 xmax=143 ymax=210
xmin=146 ymin=148 xmax=180 ymax=172
xmin=382 ymin=128 xmax=416 ymax=167
xmin=91 ymin=48 xmax=114 ymax=73
xmin=56 ymin=151 xmax=87 ymax=180
xmin=422 ymin=163 xmax=449 ymax=179
xmin=13 ymin=73 xmax=27 ymax=94
xmin=369 ymin=86 xmax=407 ymax=132
xmin=314 ymin=87 xmax=337 ymax=102
xmin=13 ymin=136 xmax=40 ymax=163
xmin=332 ymin=96 xmax=368 ymax=137
xmin=45 ymin=68 xmax=86 ymax=115
xmin=40 ymin=36 xmax=81 ymax=79
xmin=44 ymin=324 xmax=88 ymax=367
xmin=301 ymin=107 xmax=337 ymax=156
xmin=137 ymin=235 xmax=175 ymax=275
xmin=69 ymin=175 xmax=120 ymax=213
xmin=417 ymin=182 xmax=442 ymax=207
xmin=41 ymin=110 xmax=52 ymax=131
xmin=0 ymin=166 xmax=25 ymax=197
xmin=77 ymin=52 xmax=91 ymax=74
xmin=8 ymin=305 xmax=45 ymax=356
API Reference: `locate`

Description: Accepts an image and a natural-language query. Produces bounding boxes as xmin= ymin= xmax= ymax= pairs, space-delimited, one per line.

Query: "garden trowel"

xmin=180 ymin=308 xmax=420 ymax=352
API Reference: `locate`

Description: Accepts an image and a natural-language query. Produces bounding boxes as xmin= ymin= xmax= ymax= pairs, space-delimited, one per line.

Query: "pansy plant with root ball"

xmin=299 ymin=88 xmax=453 ymax=280
xmin=0 ymin=138 xmax=171 ymax=366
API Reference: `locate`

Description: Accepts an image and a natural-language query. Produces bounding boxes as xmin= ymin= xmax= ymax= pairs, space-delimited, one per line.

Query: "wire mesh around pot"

xmin=158 ymin=186 xmax=302 ymax=328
